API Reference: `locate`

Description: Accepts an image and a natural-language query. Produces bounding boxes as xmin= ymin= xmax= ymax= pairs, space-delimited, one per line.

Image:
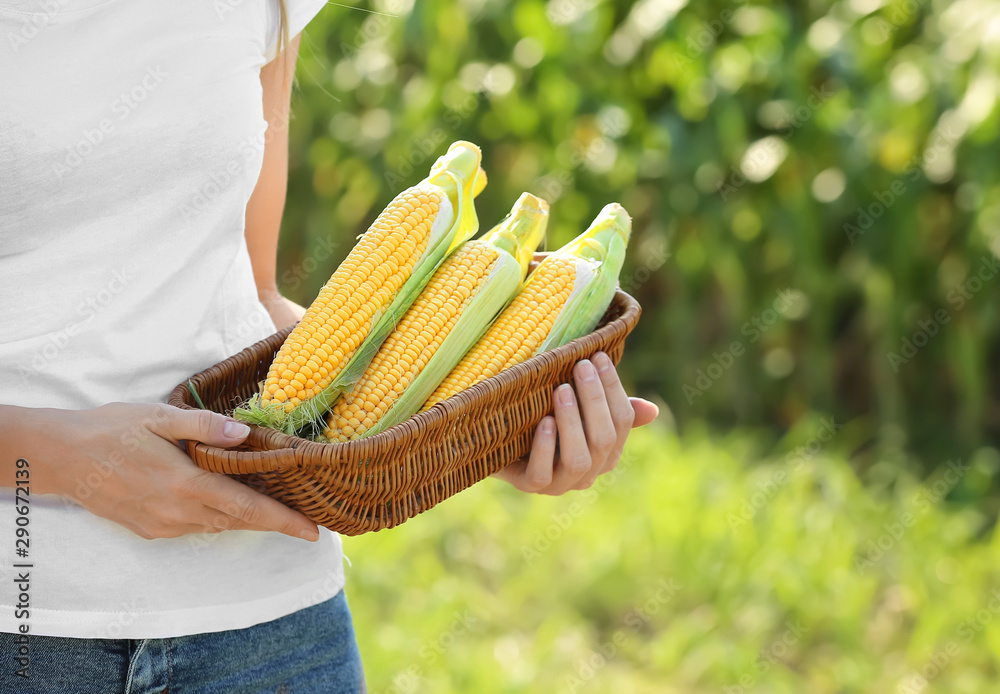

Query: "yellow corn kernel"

xmin=423 ymin=202 xmax=632 ymax=410
xmin=322 ymin=242 xmax=501 ymax=442
xmin=423 ymin=256 xmax=576 ymax=408
xmin=259 ymin=187 xmax=444 ymax=412
xmin=235 ymin=141 xmax=487 ymax=435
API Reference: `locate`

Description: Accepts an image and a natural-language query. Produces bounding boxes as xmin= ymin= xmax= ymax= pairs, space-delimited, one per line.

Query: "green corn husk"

xmin=418 ymin=202 xmax=632 ymax=411
xmin=234 ymin=141 xmax=485 ymax=435
xmin=535 ymin=202 xmax=632 ymax=354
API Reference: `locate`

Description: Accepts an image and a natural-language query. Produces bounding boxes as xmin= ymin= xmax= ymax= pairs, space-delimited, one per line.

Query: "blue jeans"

xmin=0 ymin=591 xmax=365 ymax=693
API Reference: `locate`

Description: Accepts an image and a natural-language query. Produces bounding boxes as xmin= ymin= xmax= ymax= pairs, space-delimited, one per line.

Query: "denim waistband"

xmin=0 ymin=590 xmax=365 ymax=694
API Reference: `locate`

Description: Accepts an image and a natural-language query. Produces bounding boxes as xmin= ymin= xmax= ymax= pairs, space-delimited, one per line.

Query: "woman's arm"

xmin=245 ymin=34 xmax=306 ymax=332
xmin=0 ymin=403 xmax=318 ymax=540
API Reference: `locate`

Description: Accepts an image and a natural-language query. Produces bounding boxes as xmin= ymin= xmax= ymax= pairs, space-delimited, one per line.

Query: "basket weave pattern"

xmin=168 ymin=287 xmax=641 ymax=535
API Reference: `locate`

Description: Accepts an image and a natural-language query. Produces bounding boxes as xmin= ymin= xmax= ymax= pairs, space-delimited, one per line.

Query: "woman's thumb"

xmin=156 ymin=406 xmax=251 ymax=447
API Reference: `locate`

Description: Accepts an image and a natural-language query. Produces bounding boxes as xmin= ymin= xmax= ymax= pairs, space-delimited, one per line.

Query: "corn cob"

xmin=235 ymin=141 xmax=485 ymax=434
xmin=423 ymin=202 xmax=631 ymax=410
xmin=319 ymin=193 xmax=550 ymax=442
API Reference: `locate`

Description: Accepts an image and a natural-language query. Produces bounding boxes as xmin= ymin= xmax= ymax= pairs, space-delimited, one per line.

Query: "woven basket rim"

xmin=175 ymin=288 xmax=640 ymax=460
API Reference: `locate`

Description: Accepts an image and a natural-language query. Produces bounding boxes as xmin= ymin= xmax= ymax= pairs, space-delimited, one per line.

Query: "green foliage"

xmin=343 ymin=425 xmax=1000 ymax=693
xmin=281 ymin=0 xmax=1000 ymax=467
xmin=274 ymin=3 xmax=1000 ymax=689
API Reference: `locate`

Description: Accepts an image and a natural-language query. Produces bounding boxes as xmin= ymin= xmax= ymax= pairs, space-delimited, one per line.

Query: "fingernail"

xmin=224 ymin=420 xmax=250 ymax=439
xmin=594 ymin=352 xmax=613 ymax=372
xmin=298 ymin=527 xmax=320 ymax=542
xmin=576 ymin=360 xmax=597 ymax=382
xmin=540 ymin=417 xmax=555 ymax=434
xmin=556 ymin=384 xmax=575 ymax=406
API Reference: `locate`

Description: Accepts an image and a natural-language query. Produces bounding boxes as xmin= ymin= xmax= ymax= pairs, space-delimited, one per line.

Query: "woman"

xmin=0 ymin=1 xmax=658 ymax=691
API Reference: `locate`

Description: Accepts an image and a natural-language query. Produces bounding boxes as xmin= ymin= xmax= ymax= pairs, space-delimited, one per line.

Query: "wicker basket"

xmin=167 ymin=283 xmax=641 ymax=536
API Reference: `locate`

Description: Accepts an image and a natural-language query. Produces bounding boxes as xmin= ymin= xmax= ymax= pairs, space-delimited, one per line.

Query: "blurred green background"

xmin=277 ymin=0 xmax=1000 ymax=691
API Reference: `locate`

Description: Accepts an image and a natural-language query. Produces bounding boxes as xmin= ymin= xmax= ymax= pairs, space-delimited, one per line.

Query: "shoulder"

xmin=263 ymin=0 xmax=328 ymax=63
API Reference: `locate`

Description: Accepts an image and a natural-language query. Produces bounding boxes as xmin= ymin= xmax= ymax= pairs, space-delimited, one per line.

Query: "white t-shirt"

xmin=0 ymin=0 xmax=345 ymax=638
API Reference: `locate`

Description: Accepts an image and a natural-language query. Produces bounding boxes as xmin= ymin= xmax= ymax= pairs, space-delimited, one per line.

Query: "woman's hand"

xmin=493 ymin=351 xmax=658 ymax=495
xmin=5 ymin=403 xmax=319 ymax=541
